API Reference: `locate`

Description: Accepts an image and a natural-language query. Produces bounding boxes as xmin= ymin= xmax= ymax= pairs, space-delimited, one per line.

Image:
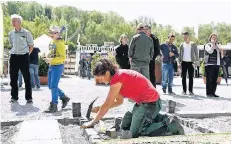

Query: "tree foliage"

xmin=3 ymin=1 xmax=231 ymax=52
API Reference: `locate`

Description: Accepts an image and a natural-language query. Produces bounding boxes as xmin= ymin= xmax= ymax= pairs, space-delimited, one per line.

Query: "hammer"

xmin=86 ymin=97 xmax=99 ymax=119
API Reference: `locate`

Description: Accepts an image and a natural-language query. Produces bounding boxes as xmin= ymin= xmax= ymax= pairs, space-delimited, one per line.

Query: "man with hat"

xmin=128 ymin=23 xmax=154 ymax=79
xmin=178 ymin=31 xmax=199 ymax=96
xmin=144 ymin=25 xmax=160 ymax=87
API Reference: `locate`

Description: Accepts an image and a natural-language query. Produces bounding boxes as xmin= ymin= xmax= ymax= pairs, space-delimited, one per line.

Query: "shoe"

xmin=44 ymin=102 xmax=58 ymax=113
xmin=10 ymin=99 xmax=18 ymax=103
xmin=168 ymin=91 xmax=176 ymax=95
xmin=182 ymin=91 xmax=186 ymax=95
xmin=27 ymin=99 xmax=33 ymax=104
xmin=212 ymin=94 xmax=219 ymax=97
xmin=119 ymin=130 xmax=133 ymax=139
xmin=189 ymin=91 xmax=194 ymax=96
xmin=162 ymin=89 xmax=166 ymax=94
xmin=60 ymin=96 xmax=70 ymax=108
xmin=207 ymin=94 xmax=213 ymax=97
xmin=168 ymin=116 xmax=185 ymax=135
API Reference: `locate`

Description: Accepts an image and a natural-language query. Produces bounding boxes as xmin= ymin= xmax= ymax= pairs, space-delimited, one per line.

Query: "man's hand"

xmin=169 ymin=52 xmax=174 ymax=57
xmin=92 ymin=106 xmax=100 ymax=113
xmin=161 ymin=56 xmax=164 ymax=60
xmin=80 ymin=120 xmax=95 ymax=129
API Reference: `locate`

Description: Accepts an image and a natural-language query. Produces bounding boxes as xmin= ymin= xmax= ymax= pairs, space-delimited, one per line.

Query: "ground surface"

xmin=1 ymin=76 xmax=231 ymax=143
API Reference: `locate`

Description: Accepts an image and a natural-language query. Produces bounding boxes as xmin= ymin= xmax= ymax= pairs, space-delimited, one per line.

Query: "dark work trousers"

xmin=149 ymin=60 xmax=156 ymax=87
xmin=10 ymin=53 xmax=32 ymax=100
xmin=205 ymin=65 xmax=219 ymax=95
xmin=181 ymin=61 xmax=194 ymax=93
xmin=196 ymin=66 xmax=200 ymax=78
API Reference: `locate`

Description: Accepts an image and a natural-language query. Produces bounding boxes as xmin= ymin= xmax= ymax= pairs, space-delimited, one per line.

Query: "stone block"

xmin=106 ymin=128 xmax=117 ymax=138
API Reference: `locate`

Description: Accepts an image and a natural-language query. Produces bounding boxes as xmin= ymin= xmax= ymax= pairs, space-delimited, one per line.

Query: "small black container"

xmin=72 ymin=102 xmax=81 ymax=117
xmin=168 ymin=100 xmax=176 ymax=114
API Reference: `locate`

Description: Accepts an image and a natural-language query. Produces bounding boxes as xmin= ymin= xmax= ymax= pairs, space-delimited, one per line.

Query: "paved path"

xmin=15 ymin=120 xmax=62 ymax=144
xmin=1 ymin=76 xmax=231 ymax=122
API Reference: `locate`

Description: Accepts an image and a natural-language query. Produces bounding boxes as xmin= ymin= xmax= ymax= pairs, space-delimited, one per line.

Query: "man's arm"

xmin=26 ymin=31 xmax=34 ymax=54
xmin=173 ymin=46 xmax=179 ymax=58
xmin=128 ymin=37 xmax=136 ymax=58
xmin=153 ymin=37 xmax=160 ymax=59
xmin=178 ymin=44 xmax=183 ymax=63
xmin=8 ymin=32 xmax=13 ymax=48
xmin=194 ymin=43 xmax=199 ymax=65
xmin=150 ymin=38 xmax=154 ymax=60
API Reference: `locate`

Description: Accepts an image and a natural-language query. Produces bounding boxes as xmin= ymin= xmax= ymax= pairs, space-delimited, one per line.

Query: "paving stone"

xmin=106 ymin=128 xmax=117 ymax=138
xmin=16 ymin=120 xmax=61 ymax=141
xmin=83 ymin=128 xmax=98 ymax=140
xmin=15 ymin=139 xmax=62 ymax=144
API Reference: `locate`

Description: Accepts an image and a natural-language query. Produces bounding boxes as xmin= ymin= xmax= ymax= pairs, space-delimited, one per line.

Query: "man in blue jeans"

xmin=29 ymin=47 xmax=40 ymax=89
xmin=160 ymin=34 xmax=179 ymax=95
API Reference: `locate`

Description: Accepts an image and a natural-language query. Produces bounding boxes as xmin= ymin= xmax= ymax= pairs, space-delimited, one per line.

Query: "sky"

xmin=7 ymin=0 xmax=231 ymax=32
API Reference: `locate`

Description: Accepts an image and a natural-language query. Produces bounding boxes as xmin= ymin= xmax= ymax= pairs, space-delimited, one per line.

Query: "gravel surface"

xmin=59 ymin=124 xmax=89 ymax=144
xmin=191 ymin=116 xmax=231 ymax=132
xmin=1 ymin=124 xmax=21 ymax=144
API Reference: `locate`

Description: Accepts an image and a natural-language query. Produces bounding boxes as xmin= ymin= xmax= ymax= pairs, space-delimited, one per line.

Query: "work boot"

xmin=168 ymin=115 xmax=185 ymax=135
xmin=44 ymin=102 xmax=58 ymax=113
xmin=60 ymin=96 xmax=70 ymax=108
xmin=118 ymin=130 xmax=133 ymax=139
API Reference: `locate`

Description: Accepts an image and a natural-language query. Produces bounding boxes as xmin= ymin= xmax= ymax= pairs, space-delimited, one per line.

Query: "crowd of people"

xmin=7 ymin=14 xmax=230 ymax=138
xmin=115 ymin=23 xmax=229 ymax=98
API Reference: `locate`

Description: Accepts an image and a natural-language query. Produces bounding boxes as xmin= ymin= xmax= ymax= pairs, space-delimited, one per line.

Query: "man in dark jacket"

xmin=144 ymin=25 xmax=160 ymax=87
xmin=129 ymin=23 xmax=154 ymax=79
xmin=160 ymin=34 xmax=179 ymax=95
xmin=115 ymin=34 xmax=130 ymax=69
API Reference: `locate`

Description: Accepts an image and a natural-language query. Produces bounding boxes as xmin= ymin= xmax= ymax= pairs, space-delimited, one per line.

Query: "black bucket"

xmin=72 ymin=102 xmax=81 ymax=117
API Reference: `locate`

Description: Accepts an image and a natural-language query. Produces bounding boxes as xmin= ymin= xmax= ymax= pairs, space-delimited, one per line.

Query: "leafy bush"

xmin=38 ymin=57 xmax=49 ymax=76
xmin=91 ymin=52 xmax=117 ymax=73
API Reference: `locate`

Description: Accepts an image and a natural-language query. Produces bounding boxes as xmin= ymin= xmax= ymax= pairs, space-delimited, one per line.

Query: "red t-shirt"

xmin=110 ymin=69 xmax=160 ymax=104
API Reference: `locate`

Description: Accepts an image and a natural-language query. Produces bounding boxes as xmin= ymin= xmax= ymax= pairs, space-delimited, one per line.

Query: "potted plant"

xmin=155 ymin=55 xmax=162 ymax=84
xmin=38 ymin=57 xmax=49 ymax=85
xmin=201 ymin=60 xmax=223 ymax=84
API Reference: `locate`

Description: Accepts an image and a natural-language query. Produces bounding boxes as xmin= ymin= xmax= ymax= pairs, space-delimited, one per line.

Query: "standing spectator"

xmin=79 ymin=55 xmax=86 ymax=78
xmin=8 ymin=14 xmax=33 ymax=103
xmin=115 ymin=34 xmax=130 ymax=69
xmin=29 ymin=47 xmax=40 ymax=89
xmin=160 ymin=34 xmax=179 ymax=95
xmin=178 ymin=32 xmax=199 ymax=96
xmin=204 ymin=33 xmax=223 ymax=97
xmin=45 ymin=26 xmax=70 ymax=113
xmin=128 ymin=23 xmax=154 ymax=79
xmin=18 ymin=70 xmax=23 ymax=87
xmin=223 ymin=53 xmax=230 ymax=78
xmin=144 ymin=25 xmax=160 ymax=87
